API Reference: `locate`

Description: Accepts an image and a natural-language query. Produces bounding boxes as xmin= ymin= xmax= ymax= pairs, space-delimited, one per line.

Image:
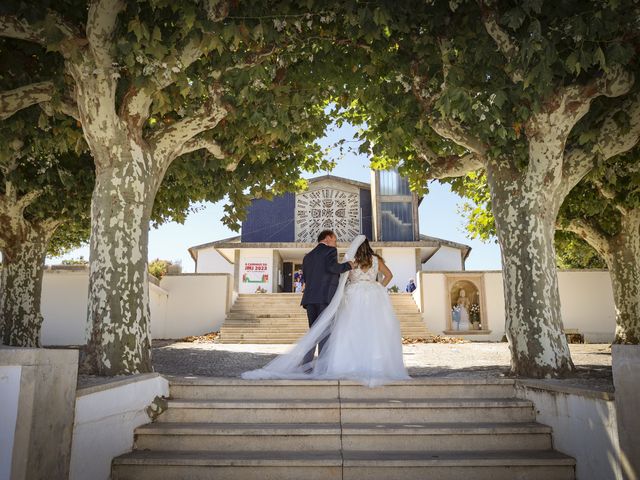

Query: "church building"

xmin=189 ymin=169 xmax=471 ymax=293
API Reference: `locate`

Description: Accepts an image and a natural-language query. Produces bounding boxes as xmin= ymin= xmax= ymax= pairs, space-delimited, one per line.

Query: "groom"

xmin=301 ymin=229 xmax=354 ymax=366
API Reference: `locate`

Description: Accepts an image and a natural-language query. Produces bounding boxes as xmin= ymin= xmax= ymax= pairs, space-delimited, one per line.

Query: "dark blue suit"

xmin=301 ymin=243 xmax=352 ymax=365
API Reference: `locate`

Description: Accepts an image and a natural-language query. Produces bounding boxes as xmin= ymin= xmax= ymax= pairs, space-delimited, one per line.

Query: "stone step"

xmin=112 ymin=450 xmax=343 ymax=480
xmin=340 ymin=398 xmax=534 ymax=423
xmin=221 ymin=322 xmax=427 ymax=328
xmin=224 ymin=315 xmax=423 ymax=321
xmin=217 ymin=339 xmax=431 ymax=345
xmin=217 ymin=335 xmax=430 ymax=342
xmin=231 ymin=301 xmax=418 ymax=307
xmin=230 ymin=297 xmax=418 ymax=304
xmin=219 ymin=331 xmax=429 ymax=336
xmin=159 ymin=399 xmax=341 ymax=423
xmin=170 ymin=379 xmax=341 ymax=400
xmin=221 ymin=320 xmax=426 ymax=326
xmin=135 ymin=423 xmax=342 ymax=452
xmin=227 ymin=309 xmax=420 ymax=315
xmin=134 ymin=422 xmax=551 ymax=452
xmin=228 ymin=308 xmax=421 ymax=313
xmin=229 ymin=306 xmax=419 ymax=311
xmin=158 ymin=398 xmax=534 ymax=424
xmin=169 ymin=378 xmax=516 ymax=401
xmin=235 ymin=293 xmax=415 ymax=296
xmin=216 ymin=336 xmax=430 ymax=344
xmin=112 ymin=450 xmax=575 ymax=480
xmin=220 ymin=326 xmax=428 ymax=333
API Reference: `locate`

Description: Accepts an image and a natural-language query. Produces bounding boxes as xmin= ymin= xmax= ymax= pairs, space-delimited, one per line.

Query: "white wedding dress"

xmin=242 ymin=235 xmax=410 ymax=387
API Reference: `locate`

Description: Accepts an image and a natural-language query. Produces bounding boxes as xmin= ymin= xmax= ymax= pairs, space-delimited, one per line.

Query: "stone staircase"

xmin=218 ymin=293 xmax=431 ymax=343
xmin=112 ymin=378 xmax=575 ymax=479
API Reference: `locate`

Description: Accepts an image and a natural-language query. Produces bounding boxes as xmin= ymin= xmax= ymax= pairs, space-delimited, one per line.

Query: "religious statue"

xmin=454 ymin=289 xmax=471 ymax=330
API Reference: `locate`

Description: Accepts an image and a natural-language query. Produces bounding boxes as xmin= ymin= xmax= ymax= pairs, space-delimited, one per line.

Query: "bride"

xmin=242 ymin=234 xmax=410 ymax=387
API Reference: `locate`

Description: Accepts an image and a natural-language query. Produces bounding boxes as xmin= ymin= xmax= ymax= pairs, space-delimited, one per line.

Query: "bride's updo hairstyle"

xmin=354 ymin=238 xmax=383 ymax=269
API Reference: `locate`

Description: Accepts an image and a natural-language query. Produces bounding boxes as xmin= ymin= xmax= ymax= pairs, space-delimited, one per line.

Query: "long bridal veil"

xmin=241 ymin=234 xmax=366 ymax=380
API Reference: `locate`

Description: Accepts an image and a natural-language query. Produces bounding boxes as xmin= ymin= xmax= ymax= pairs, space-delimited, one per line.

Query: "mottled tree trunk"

xmin=487 ymin=164 xmax=574 ymax=377
xmin=0 ymin=225 xmax=50 ymax=346
xmin=82 ymin=143 xmax=156 ymax=375
xmin=608 ymin=212 xmax=640 ymax=344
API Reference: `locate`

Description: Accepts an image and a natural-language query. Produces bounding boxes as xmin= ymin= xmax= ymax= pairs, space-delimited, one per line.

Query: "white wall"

xmin=381 ymin=248 xmax=417 ymax=291
xmin=481 ymin=272 xmax=507 ymax=341
xmin=157 ymin=274 xmax=231 ymax=339
xmin=30 ymin=267 xmax=618 ymax=345
xmin=196 ymin=247 xmax=234 ymax=274
xmin=517 ymin=382 xmax=622 ymax=480
xmin=419 ymin=270 xmax=616 ymax=342
xmin=70 ymin=374 xmax=169 ymax=480
xmin=41 ymin=270 xmax=90 ymax=346
xmin=0 ymin=365 xmax=21 ymax=480
xmin=149 ymin=282 xmax=169 ymax=339
xmin=423 ymin=246 xmax=464 ymax=271
xmin=38 ymin=270 xmax=232 ymax=345
xmin=558 ymin=270 xmax=616 ymax=343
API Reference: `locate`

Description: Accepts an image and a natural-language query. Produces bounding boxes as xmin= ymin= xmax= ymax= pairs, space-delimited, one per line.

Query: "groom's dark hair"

xmin=317 ymin=230 xmax=336 ymax=242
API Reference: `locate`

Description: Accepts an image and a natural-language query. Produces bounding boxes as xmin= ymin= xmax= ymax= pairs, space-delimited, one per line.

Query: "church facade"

xmin=189 ymin=170 xmax=471 ymax=294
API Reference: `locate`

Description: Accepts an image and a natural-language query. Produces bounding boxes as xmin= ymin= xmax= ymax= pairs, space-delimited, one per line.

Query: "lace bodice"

xmin=348 ymin=256 xmax=378 ymax=283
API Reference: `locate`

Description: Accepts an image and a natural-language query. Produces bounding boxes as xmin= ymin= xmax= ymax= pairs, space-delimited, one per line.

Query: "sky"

xmin=48 ymin=122 xmax=503 ymax=272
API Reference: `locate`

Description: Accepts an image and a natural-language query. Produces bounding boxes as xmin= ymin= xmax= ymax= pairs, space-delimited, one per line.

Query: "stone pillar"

xmin=612 ymin=345 xmax=640 ymax=480
xmin=0 ymin=347 xmax=78 ymax=480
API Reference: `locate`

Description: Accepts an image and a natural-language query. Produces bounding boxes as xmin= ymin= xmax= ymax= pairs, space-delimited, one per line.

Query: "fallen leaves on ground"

xmin=402 ymin=335 xmax=469 ymax=344
xmin=180 ymin=331 xmax=220 ymax=343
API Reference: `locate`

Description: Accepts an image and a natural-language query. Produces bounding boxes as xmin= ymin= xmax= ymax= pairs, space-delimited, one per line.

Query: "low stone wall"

xmin=70 ymin=373 xmax=169 ymax=480
xmin=0 ymin=347 xmax=78 ymax=480
xmin=516 ymin=380 xmax=621 ymax=480
xmin=155 ymin=273 xmax=233 ymax=339
xmin=612 ymin=345 xmax=640 ymax=480
xmin=35 ymin=270 xmax=233 ymax=345
xmin=420 ymin=270 xmax=617 ymax=342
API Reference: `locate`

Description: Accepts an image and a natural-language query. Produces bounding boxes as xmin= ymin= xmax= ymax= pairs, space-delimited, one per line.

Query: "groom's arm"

xmin=326 ymin=247 xmax=352 ymax=274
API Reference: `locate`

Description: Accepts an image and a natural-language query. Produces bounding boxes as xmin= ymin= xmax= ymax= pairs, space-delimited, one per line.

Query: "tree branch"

xmin=563 ymin=91 xmax=640 ymax=190
xmin=414 ymin=140 xmax=484 ymax=179
xmin=557 ymin=66 xmax=633 ymax=118
xmin=477 ymin=2 xmax=523 ymax=83
xmin=559 ymin=217 xmax=611 ymax=260
xmin=0 ymin=15 xmax=47 ymax=44
xmin=180 ymin=135 xmax=225 ymax=158
xmin=39 ymin=96 xmax=81 ymax=121
xmin=120 ymin=35 xmax=206 ymax=127
xmin=593 ymin=177 xmax=629 ymax=217
xmin=119 ymin=86 xmax=154 ymax=132
xmin=219 ymin=46 xmax=279 ymax=76
xmin=180 ymin=135 xmax=240 ymax=171
xmin=594 ymin=91 xmax=640 ymax=159
xmin=429 ymin=118 xmax=488 ymax=157
xmin=150 ymin=88 xmax=229 ymax=167
xmin=87 ymin=0 xmax=126 ymax=67
xmin=0 ymin=12 xmax=78 ymax=45
xmin=16 ymin=189 xmax=43 ymax=212
xmin=561 ymin=148 xmax=592 ymax=194
xmin=0 ymin=179 xmax=42 ymax=215
xmin=0 ymin=81 xmax=55 ymax=120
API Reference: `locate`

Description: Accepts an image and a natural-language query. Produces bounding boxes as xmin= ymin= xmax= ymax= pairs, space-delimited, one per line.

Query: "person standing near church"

xmin=301 ymin=230 xmax=354 ymax=365
xmin=405 ymin=278 xmax=416 ymax=293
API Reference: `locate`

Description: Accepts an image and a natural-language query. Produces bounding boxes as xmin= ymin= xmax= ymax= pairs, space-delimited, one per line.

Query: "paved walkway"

xmin=151 ymin=341 xmax=613 ymax=392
